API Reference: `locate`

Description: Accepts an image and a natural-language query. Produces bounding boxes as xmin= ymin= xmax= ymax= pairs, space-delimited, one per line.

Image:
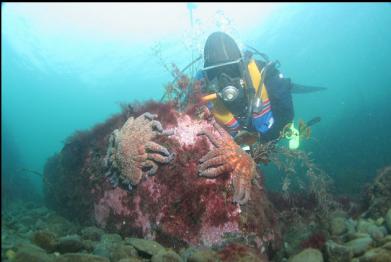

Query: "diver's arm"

xmin=251 ymin=100 xmax=274 ymax=134
xmin=206 ymin=102 xmax=241 ymax=137
xmin=225 ymin=117 xmax=241 ymax=137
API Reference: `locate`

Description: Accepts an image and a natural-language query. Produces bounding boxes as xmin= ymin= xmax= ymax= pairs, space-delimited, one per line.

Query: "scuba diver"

xmin=195 ymin=31 xmax=323 ymax=150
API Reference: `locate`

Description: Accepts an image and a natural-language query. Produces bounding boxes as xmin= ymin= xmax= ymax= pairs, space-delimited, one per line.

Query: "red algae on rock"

xmin=44 ymin=102 xmax=280 ymax=253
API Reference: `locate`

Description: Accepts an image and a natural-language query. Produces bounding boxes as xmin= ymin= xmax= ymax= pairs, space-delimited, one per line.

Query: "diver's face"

xmin=203 ymin=59 xmax=243 ymax=93
xmin=204 ymin=60 xmax=242 ymax=82
xmin=203 ymin=61 xmax=248 ymax=117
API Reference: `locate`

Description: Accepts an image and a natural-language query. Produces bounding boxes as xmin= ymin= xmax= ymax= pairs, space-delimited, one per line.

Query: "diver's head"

xmin=204 ymin=32 xmax=241 ymax=67
xmin=203 ymin=31 xmax=243 ymax=80
xmin=203 ymin=32 xmax=247 ymax=117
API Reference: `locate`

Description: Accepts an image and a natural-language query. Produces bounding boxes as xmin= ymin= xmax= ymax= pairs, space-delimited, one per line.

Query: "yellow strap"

xmin=247 ymin=60 xmax=269 ymax=101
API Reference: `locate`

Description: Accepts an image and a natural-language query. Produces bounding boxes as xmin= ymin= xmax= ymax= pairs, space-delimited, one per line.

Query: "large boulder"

xmin=43 ymin=101 xmax=281 ymax=254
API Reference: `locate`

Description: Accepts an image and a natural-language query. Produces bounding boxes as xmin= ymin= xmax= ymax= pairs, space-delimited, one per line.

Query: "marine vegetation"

xmin=253 ymin=140 xmax=337 ymax=216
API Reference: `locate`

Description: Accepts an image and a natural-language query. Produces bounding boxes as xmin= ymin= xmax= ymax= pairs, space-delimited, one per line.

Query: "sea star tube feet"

xmin=197 ymin=121 xmax=259 ymax=205
xmin=104 ymin=112 xmax=174 ymax=188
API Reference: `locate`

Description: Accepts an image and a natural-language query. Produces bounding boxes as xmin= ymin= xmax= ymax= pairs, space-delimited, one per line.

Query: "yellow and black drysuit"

xmin=196 ymin=59 xmax=294 ymax=143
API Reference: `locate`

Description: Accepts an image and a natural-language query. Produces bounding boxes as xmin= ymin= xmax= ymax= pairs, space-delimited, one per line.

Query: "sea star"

xmin=104 ymin=112 xmax=174 ymax=190
xmin=197 ymin=121 xmax=259 ymax=205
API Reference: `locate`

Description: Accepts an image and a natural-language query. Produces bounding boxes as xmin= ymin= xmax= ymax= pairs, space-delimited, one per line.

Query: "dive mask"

xmin=212 ymin=73 xmax=249 ymax=118
xmin=216 ymin=73 xmax=245 ymax=102
xmin=203 ymin=58 xmax=243 ymax=81
xmin=202 ymin=58 xmax=244 ymax=99
xmin=202 ymin=59 xmax=249 ymax=118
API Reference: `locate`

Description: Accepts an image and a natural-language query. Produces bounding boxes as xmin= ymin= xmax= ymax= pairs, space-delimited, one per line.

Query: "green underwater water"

xmin=2 ymin=3 xmax=391 ymax=203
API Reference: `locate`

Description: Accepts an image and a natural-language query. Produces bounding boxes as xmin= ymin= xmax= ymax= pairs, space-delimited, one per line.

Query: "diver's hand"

xmin=196 ymin=105 xmax=215 ymax=123
xmin=234 ymin=130 xmax=259 ymax=146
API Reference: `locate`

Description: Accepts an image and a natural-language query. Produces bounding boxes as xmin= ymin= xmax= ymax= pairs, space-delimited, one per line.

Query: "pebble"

xmin=54 ymin=253 xmax=110 ymax=262
xmin=345 ymin=236 xmax=373 ymax=256
xmin=31 ymin=230 xmax=58 ymax=252
xmin=288 ymin=248 xmax=324 ymax=262
xmin=151 ymin=249 xmax=182 ymax=262
xmin=126 ymin=238 xmax=165 ymax=257
xmin=324 ymin=240 xmax=352 ymax=262
xmin=386 ymin=209 xmax=391 ymax=232
xmin=57 ymin=235 xmax=84 ymax=253
xmin=330 ymin=217 xmax=347 ymax=235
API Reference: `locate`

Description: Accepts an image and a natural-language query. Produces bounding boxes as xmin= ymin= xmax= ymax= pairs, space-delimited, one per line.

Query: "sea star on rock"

xmin=104 ymin=112 xmax=174 ymax=190
xmin=197 ymin=121 xmax=259 ymax=205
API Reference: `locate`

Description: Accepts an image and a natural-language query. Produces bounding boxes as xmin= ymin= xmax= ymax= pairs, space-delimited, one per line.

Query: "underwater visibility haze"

xmin=2 ymin=3 xmax=391 ymax=261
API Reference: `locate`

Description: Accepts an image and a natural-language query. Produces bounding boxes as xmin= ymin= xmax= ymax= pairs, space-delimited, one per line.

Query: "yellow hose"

xmin=201 ymin=93 xmax=217 ymax=102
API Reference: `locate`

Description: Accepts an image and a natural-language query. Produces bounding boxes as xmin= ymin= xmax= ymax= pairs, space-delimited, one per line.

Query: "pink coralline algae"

xmin=43 ymin=101 xmax=281 ymax=253
xmin=92 ymin=107 xmax=280 ymax=250
xmin=94 ymin=187 xmax=131 ymax=228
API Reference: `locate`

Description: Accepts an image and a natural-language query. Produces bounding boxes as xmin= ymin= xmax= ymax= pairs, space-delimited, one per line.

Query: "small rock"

xmin=5 ymin=249 xmax=16 ymax=261
xmin=92 ymin=242 xmax=113 ymax=259
xmin=46 ymin=215 xmax=79 ymax=237
xmin=101 ymin=233 xmax=122 ymax=243
xmin=347 ymin=232 xmax=371 ymax=241
xmin=111 ymin=244 xmax=139 ymax=261
xmin=14 ymin=243 xmax=53 ymax=262
xmin=386 ymin=209 xmax=391 ymax=232
xmin=324 ymin=240 xmax=352 ymax=262
xmin=118 ymin=258 xmax=143 ymax=262
xmin=185 ymin=249 xmax=221 ymax=262
xmin=20 ymin=215 xmax=37 ymax=226
xmin=346 ymin=219 xmax=357 ymax=235
xmin=151 ymin=249 xmax=182 ymax=262
xmin=14 ymin=243 xmax=46 ymax=252
xmin=368 ymin=225 xmax=385 ymax=241
xmin=358 ymin=246 xmax=391 ymax=262
xmin=57 ymin=235 xmax=84 ymax=253
xmin=345 ymin=236 xmax=373 ymax=257
xmin=31 ymin=207 xmax=50 ymax=217
xmin=288 ymin=248 xmax=324 ymax=262
xmin=379 ymin=235 xmax=391 ymax=246
xmin=330 ymin=217 xmax=347 ymax=236
xmin=54 ymin=253 xmax=110 ymax=262
xmin=31 ymin=230 xmax=58 ymax=252
xmin=126 ymin=238 xmax=165 ymax=257
xmin=218 ymin=243 xmax=267 ymax=262
xmin=376 ymin=217 xmax=384 ymax=226
xmin=357 ymin=220 xmax=372 ymax=234
xmin=81 ymin=239 xmax=98 ymax=252
xmin=81 ymin=226 xmax=105 ymax=241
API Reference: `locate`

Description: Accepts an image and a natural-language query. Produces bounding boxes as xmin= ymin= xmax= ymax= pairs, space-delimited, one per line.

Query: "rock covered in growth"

xmin=57 ymin=235 xmax=85 ymax=254
xmin=126 ymin=238 xmax=165 ymax=257
xmin=55 ymin=253 xmax=110 ymax=262
xmin=345 ymin=236 xmax=373 ymax=257
xmin=288 ymin=248 xmax=324 ymax=262
xmin=386 ymin=209 xmax=391 ymax=232
xmin=329 ymin=217 xmax=347 ymax=236
xmin=151 ymin=249 xmax=183 ymax=262
xmin=31 ymin=230 xmax=58 ymax=252
xmin=43 ymin=101 xmax=281 ymax=253
xmin=324 ymin=240 xmax=352 ymax=262
xmin=93 ymin=111 xmax=279 ymax=250
xmin=365 ymin=166 xmax=391 ymax=218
